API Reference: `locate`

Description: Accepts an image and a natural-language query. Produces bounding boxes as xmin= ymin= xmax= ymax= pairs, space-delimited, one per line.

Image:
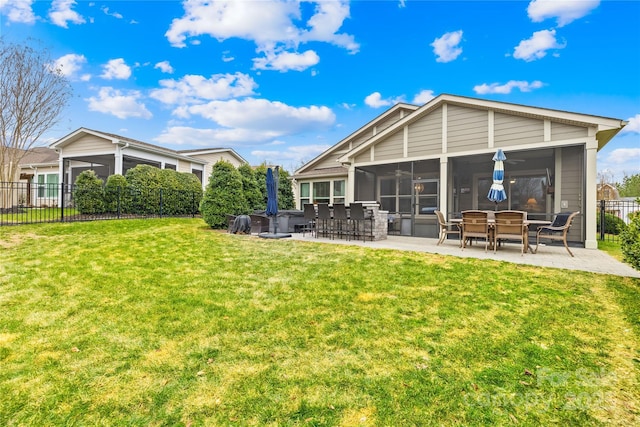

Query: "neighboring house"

xmin=597 ymin=183 xmax=620 ymax=200
xmin=49 ymin=127 xmax=246 ymax=187
xmin=292 ymin=94 xmax=627 ymax=249
xmin=10 ymin=127 xmax=246 ymax=207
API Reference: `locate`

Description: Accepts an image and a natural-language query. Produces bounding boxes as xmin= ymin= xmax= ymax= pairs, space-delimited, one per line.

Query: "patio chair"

xmin=316 ymin=203 xmax=332 ymax=238
xmin=332 ymin=203 xmax=350 ymax=240
xmin=302 ymin=203 xmax=316 ymax=237
xmin=349 ymin=203 xmax=374 ymax=242
xmin=434 ymin=210 xmax=461 ymax=246
xmin=535 ymin=211 xmax=580 ymax=257
xmin=461 ymin=210 xmax=490 ymax=252
xmin=226 ymin=214 xmax=237 ymax=233
xmin=249 ymin=214 xmax=270 ymax=234
xmin=493 ymin=210 xmax=527 ymax=255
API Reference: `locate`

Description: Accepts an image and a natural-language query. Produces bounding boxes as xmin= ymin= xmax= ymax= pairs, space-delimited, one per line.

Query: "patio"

xmin=290 ymin=233 xmax=640 ymax=278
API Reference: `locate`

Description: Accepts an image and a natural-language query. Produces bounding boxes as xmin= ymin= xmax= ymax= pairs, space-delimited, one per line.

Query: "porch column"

xmin=346 ymin=163 xmax=355 ymax=204
xmin=585 ymin=139 xmax=598 ymax=249
xmin=440 ymin=155 xmax=448 ymax=218
xmin=114 ymin=145 xmax=124 ymax=175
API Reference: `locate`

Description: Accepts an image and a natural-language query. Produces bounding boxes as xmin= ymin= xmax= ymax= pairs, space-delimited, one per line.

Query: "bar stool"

xmin=316 ymin=203 xmax=332 ymax=238
xmin=349 ymin=203 xmax=373 ymax=241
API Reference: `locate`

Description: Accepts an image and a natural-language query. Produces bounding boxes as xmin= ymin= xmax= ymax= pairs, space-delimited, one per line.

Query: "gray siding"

xmin=551 ymin=122 xmax=588 ymax=140
xmin=314 ymin=152 xmax=342 ymax=169
xmin=559 ymin=145 xmax=584 ymax=241
xmin=494 ymin=113 xmax=544 ymax=147
xmin=374 ymin=130 xmax=404 ymax=161
xmin=355 ymin=149 xmax=371 ymax=164
xmin=447 ymin=105 xmax=488 ymax=152
xmin=408 ymin=107 xmax=442 ymax=157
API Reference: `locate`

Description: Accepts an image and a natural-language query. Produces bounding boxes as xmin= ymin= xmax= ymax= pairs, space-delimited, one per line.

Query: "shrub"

xmin=621 ymin=210 xmax=640 ymax=270
xmin=104 ymin=174 xmax=129 ymax=213
xmin=238 ymin=163 xmax=262 ymax=211
xmin=596 ymin=212 xmax=627 ymax=235
xmin=200 ymin=161 xmax=249 ymax=228
xmin=125 ymin=165 xmax=163 ymax=214
xmin=73 ymin=170 xmax=105 ymax=214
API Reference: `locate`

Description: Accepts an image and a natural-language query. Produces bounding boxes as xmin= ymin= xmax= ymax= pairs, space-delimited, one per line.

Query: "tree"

xmin=277 ymin=168 xmax=294 ymax=209
xmin=617 ymin=173 xmax=640 ymax=197
xmin=238 ymin=163 xmax=263 ymax=211
xmin=0 ymin=39 xmax=72 ymax=186
xmin=200 ymin=161 xmax=249 ymax=228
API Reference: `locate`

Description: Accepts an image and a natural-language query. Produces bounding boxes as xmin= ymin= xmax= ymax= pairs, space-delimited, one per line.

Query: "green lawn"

xmin=1 ymin=218 xmax=638 ymax=426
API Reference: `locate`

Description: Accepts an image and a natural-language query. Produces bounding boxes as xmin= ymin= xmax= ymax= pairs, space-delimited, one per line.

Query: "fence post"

xmin=117 ymin=186 xmax=121 ymax=219
xmin=160 ymin=188 xmax=163 ymax=218
xmin=192 ymin=191 xmax=196 ymax=218
xmin=60 ymin=183 xmax=64 ymax=222
xmin=599 ymin=199 xmax=605 ymax=240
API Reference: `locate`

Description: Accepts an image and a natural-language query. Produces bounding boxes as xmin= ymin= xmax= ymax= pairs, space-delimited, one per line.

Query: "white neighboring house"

xmin=13 ymin=127 xmax=246 ymax=207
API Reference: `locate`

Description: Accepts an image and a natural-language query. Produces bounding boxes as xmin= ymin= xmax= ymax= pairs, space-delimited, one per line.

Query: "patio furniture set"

xmin=436 ymin=210 xmax=580 ymax=257
xmin=302 ymin=203 xmax=375 ymax=242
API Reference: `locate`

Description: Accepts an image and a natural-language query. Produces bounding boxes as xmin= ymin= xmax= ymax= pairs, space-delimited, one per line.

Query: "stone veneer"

xmin=360 ymin=201 xmax=388 ymax=241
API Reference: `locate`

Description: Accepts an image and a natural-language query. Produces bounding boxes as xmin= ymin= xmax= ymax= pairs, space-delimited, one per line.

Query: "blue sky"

xmin=1 ymin=0 xmax=639 ymax=181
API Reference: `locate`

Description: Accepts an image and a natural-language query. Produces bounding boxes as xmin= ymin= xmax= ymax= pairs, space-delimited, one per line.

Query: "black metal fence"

xmin=597 ymin=198 xmax=639 ymax=242
xmin=0 ymin=182 xmax=201 ymax=226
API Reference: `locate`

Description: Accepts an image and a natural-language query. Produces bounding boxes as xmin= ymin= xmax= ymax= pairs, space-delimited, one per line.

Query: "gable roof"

xmin=337 ymin=94 xmax=627 ymax=164
xmin=294 ymin=103 xmax=419 ymax=176
xmin=50 ymin=128 xmax=247 ymax=165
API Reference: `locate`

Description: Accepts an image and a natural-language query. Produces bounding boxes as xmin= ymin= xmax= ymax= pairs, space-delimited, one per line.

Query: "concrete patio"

xmin=289 ymin=233 xmax=640 ymax=278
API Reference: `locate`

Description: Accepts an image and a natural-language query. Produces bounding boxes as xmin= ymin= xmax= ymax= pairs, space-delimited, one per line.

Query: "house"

xmin=597 ymin=183 xmax=620 ymax=200
xmin=292 ymin=94 xmax=627 ymax=249
xmin=10 ymin=128 xmax=246 ymax=207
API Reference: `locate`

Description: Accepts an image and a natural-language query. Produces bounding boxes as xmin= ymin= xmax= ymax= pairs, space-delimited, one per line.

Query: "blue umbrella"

xmin=265 ymin=167 xmax=278 ymax=217
xmin=487 ymin=149 xmax=507 ymax=207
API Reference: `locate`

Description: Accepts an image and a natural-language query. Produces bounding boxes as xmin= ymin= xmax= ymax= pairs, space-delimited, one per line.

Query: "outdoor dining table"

xmin=451 ymin=217 xmax=552 ymax=253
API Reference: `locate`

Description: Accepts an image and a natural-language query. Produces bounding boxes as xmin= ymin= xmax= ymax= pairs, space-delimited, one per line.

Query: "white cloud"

xmin=0 ymin=0 xmax=36 ymax=24
xmin=513 ymin=29 xmax=565 ymax=61
xmin=412 ymin=90 xmax=435 ymax=105
xmin=86 ymin=87 xmax=152 ymax=119
xmin=150 ymin=73 xmax=257 ymax=105
xmin=621 ymin=114 xmax=640 ymax=133
xmin=100 ymin=58 xmax=132 ymax=80
xmin=154 ymin=61 xmax=174 ymax=74
xmin=101 ymin=6 xmax=123 ymax=19
xmin=527 ymin=0 xmax=600 ymax=27
xmin=181 ymin=98 xmax=335 ymax=135
xmin=49 ymin=0 xmax=85 ymax=28
xmin=607 ymin=148 xmax=640 ymax=164
xmin=155 ymin=126 xmax=273 ymax=146
xmin=52 ymin=53 xmax=87 ymax=79
xmin=253 ymin=49 xmax=320 ymax=72
xmin=365 ymin=92 xmax=404 ymax=108
xmin=431 ymin=30 xmax=463 ymax=63
xmin=252 ymin=143 xmax=331 ymax=164
xmin=473 ymin=80 xmax=544 ymax=94
xmin=165 ymin=0 xmax=358 ymax=71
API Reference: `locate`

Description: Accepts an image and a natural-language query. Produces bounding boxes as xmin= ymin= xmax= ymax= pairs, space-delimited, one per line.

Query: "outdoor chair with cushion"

xmin=302 ymin=203 xmax=316 ymax=237
xmin=435 ymin=210 xmax=461 ymax=246
xmin=493 ymin=210 xmax=527 ymax=255
xmin=461 ymin=210 xmax=490 ymax=252
xmin=535 ymin=211 xmax=580 ymax=257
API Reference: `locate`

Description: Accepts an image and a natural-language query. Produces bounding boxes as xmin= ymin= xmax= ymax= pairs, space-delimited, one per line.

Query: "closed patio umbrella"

xmin=487 ymin=149 xmax=507 ymax=209
xmin=261 ymin=166 xmax=291 ymax=239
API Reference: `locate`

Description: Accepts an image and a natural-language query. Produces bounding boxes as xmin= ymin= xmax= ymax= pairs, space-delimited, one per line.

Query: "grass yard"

xmin=1 ymin=218 xmax=638 ymax=426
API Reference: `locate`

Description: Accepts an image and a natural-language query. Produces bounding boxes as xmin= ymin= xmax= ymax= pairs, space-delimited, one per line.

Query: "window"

xmin=37 ymin=174 xmax=58 ymax=198
xmin=333 ymin=180 xmax=345 ymax=204
xmin=379 ymin=176 xmax=412 ymax=213
xmin=313 ymin=181 xmax=330 ymax=204
xmin=300 ymin=182 xmax=310 ymax=206
xmin=414 ymin=179 xmax=438 ymax=215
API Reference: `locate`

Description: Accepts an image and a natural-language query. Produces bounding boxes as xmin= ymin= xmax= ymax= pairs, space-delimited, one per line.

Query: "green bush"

xmin=621 ymin=211 xmax=640 ymax=270
xmin=125 ymin=165 xmax=163 ymax=214
xmin=200 ymin=161 xmax=249 ymax=228
xmin=73 ymin=170 xmax=105 ymax=214
xmin=596 ymin=212 xmax=627 ymax=235
xmin=104 ymin=174 xmax=129 ymax=213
